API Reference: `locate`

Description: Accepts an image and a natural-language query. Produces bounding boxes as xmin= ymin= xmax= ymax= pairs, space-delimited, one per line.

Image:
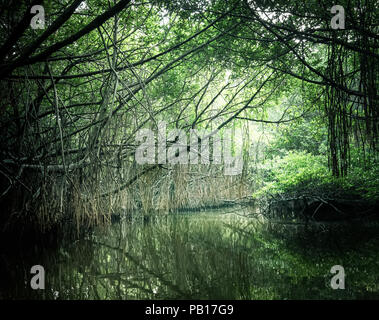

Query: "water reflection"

xmin=1 ymin=210 xmax=379 ymax=299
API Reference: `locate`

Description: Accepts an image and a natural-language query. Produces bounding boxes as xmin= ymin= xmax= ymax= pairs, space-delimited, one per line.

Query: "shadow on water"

xmin=1 ymin=208 xmax=378 ymax=300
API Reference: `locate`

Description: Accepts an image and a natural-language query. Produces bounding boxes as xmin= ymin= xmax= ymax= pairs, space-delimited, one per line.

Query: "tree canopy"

xmin=0 ymin=0 xmax=378 ymax=230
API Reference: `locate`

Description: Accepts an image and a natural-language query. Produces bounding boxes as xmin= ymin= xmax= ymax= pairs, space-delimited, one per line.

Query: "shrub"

xmin=254 ymin=150 xmax=379 ymax=204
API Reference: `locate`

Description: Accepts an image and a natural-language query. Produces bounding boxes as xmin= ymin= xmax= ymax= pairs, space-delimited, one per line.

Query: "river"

xmin=1 ymin=208 xmax=378 ymax=299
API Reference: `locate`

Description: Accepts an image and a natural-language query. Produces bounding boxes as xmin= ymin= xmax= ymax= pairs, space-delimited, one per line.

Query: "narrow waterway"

xmin=1 ymin=208 xmax=378 ymax=299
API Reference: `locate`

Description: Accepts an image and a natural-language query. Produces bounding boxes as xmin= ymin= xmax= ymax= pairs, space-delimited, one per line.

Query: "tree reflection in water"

xmin=1 ymin=210 xmax=379 ymax=300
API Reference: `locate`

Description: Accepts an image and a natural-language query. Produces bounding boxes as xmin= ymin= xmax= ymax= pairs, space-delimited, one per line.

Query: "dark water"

xmin=1 ymin=209 xmax=379 ymax=299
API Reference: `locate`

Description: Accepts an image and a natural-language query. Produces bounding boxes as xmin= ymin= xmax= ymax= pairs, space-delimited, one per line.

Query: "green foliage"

xmin=254 ymin=151 xmax=331 ymax=198
xmin=266 ymin=115 xmax=328 ymax=158
xmin=341 ymin=149 xmax=379 ymax=201
xmin=254 ymin=149 xmax=379 ymax=204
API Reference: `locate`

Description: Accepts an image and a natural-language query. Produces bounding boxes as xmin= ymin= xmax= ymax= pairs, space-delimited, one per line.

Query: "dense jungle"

xmin=0 ymin=0 xmax=378 ymax=300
